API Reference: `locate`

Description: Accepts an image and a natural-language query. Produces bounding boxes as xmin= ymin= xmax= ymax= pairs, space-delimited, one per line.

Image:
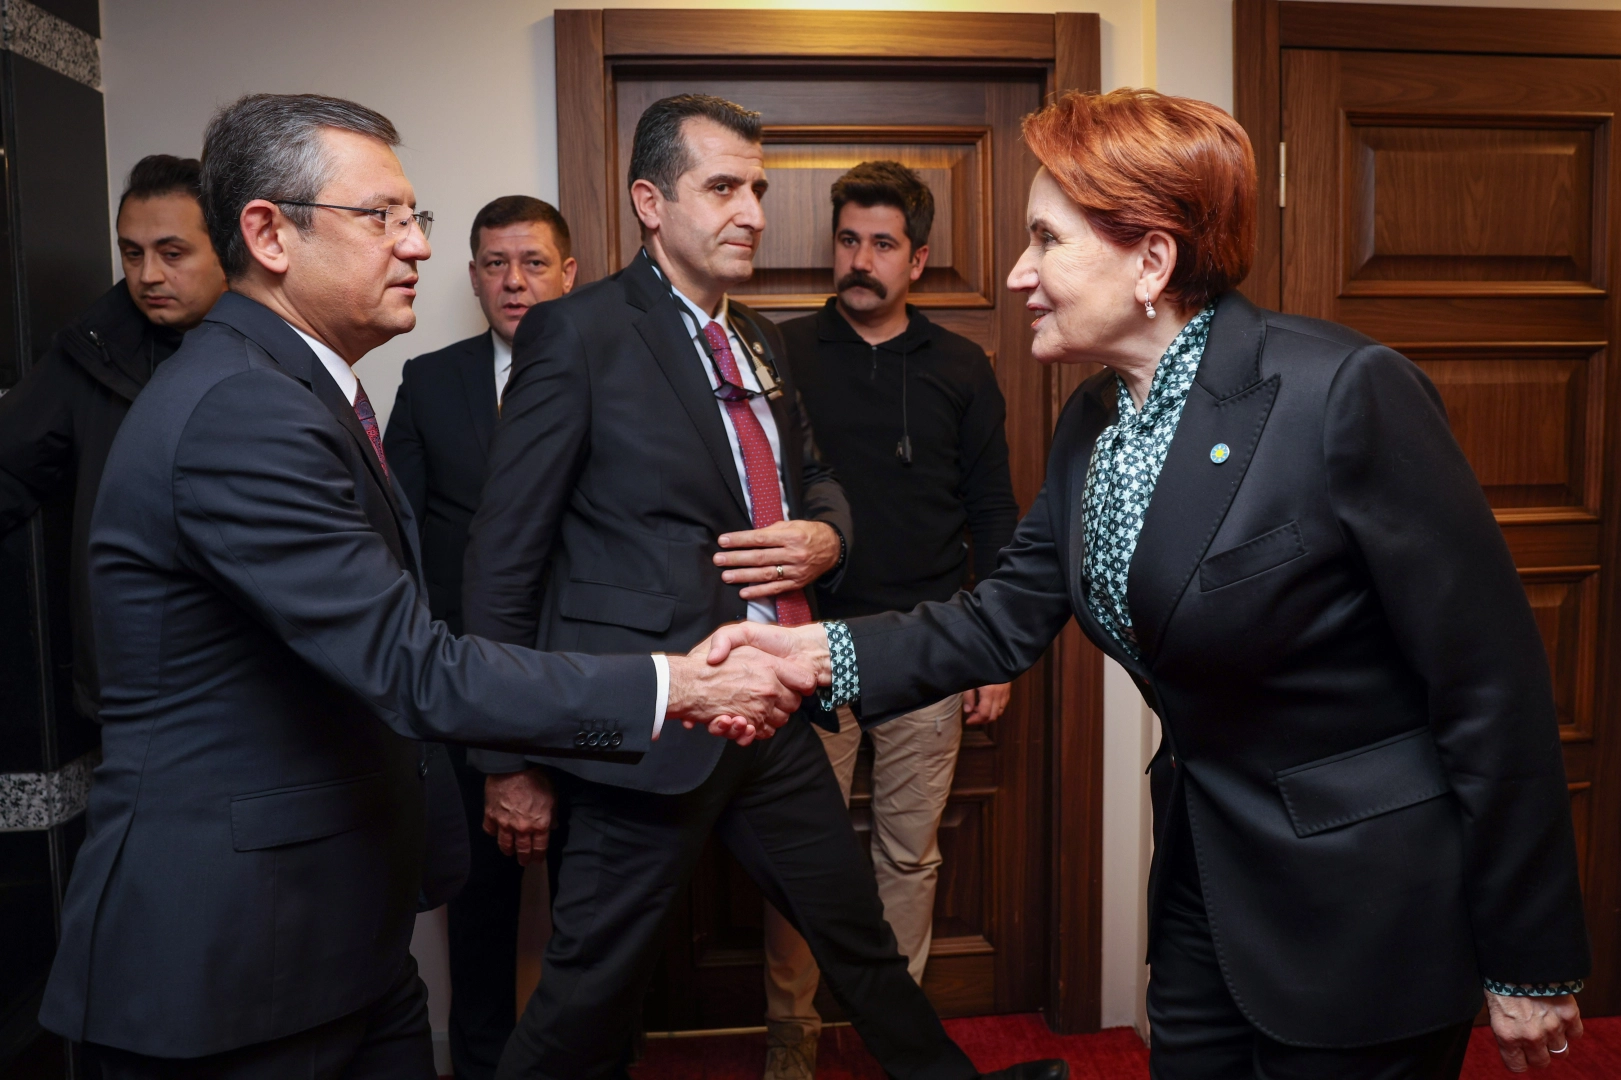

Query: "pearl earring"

xmin=1144 ymin=300 xmax=1157 ymax=320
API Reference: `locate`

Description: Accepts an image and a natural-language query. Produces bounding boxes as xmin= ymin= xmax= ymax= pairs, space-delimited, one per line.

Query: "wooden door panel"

xmin=563 ymin=23 xmax=1080 ymax=1031
xmin=1344 ymin=121 xmax=1602 ymax=294
xmin=1279 ymin=26 xmax=1621 ymax=1006
xmin=1521 ymin=567 xmax=1600 ymax=737
xmin=1405 ymin=345 xmax=1605 ymax=516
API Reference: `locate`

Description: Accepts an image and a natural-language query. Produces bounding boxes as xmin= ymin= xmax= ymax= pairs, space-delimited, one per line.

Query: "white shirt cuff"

xmin=651 ymin=653 xmax=670 ymax=740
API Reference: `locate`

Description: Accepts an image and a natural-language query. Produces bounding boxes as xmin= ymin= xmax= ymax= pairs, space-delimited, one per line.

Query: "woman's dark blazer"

xmin=846 ymin=291 xmax=1590 ymax=1047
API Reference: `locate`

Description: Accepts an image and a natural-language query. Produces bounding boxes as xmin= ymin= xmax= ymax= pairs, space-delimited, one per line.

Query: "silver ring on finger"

xmin=776 ymin=564 xmax=785 ymax=579
xmin=1551 ymin=1042 xmax=1569 ymax=1054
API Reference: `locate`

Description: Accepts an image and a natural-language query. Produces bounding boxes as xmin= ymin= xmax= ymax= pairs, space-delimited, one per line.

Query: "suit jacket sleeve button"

xmin=418 ymin=760 xmax=429 ymax=778
xmin=610 ymin=732 xmax=623 ymax=748
xmin=574 ymin=731 xmax=588 ymax=747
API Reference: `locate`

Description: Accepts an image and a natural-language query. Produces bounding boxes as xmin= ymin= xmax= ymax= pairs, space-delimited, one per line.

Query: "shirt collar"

xmin=492 ymin=331 xmax=513 ymax=380
xmin=644 ymin=249 xmax=729 ymax=336
xmin=286 ymin=321 xmax=357 ymax=406
xmin=1117 ymin=301 xmax=1216 ymax=426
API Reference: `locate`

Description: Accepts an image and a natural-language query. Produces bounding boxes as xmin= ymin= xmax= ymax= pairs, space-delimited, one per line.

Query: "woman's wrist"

xmin=816 ymin=620 xmax=860 ymax=710
xmin=1484 ymin=979 xmax=1585 ymax=998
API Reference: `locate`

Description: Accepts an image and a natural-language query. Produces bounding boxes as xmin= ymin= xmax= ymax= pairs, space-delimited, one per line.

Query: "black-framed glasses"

xmin=271 ymin=200 xmax=434 ymax=241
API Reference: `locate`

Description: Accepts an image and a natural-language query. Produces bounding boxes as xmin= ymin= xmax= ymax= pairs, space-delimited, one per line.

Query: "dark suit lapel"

xmin=205 ymin=294 xmax=412 ymax=567
xmin=458 ymin=330 xmax=498 ymax=454
xmin=624 ymin=254 xmax=751 ymax=518
xmin=1126 ymin=293 xmax=1277 ymax=663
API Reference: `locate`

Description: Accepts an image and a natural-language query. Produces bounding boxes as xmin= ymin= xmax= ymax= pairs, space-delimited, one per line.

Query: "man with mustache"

xmin=384 ymin=194 xmax=578 ymax=1080
xmin=461 ymin=96 xmax=1062 ymax=1080
xmin=0 ymin=154 xmax=226 ymax=726
xmin=760 ymin=160 xmax=1020 ymax=1080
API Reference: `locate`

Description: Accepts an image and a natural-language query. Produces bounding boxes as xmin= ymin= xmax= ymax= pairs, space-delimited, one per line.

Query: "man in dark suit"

xmin=462 ymin=93 xmax=1063 ymax=1080
xmin=384 ymin=194 xmax=578 ymax=1080
xmin=0 ymin=154 xmax=225 ymax=723
xmin=37 ymin=92 xmax=812 ymax=1080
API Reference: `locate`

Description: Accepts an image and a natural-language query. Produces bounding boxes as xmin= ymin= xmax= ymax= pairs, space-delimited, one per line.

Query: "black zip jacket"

xmin=781 ymin=299 xmax=1018 ymax=619
xmin=0 ymin=283 xmax=182 ymax=717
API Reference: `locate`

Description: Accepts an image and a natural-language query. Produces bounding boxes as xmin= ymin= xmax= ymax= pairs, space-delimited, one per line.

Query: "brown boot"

xmin=763 ymin=1020 xmax=819 ymax=1080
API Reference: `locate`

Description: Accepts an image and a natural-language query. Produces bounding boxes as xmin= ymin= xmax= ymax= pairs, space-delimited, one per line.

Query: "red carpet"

xmin=629 ymin=1013 xmax=1621 ymax=1079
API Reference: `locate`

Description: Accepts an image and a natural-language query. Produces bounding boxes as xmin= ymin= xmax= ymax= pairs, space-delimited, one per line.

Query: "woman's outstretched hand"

xmin=1486 ymin=991 xmax=1582 ymax=1072
xmin=703 ymin=621 xmax=832 ymax=682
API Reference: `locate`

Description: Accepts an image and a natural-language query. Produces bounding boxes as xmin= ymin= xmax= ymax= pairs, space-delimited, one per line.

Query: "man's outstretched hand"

xmin=665 ymin=643 xmax=817 ymax=746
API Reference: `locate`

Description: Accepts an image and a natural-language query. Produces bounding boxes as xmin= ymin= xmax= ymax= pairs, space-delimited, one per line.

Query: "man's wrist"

xmin=651 ymin=653 xmax=670 ymax=738
xmin=825 ymin=522 xmax=847 ymax=574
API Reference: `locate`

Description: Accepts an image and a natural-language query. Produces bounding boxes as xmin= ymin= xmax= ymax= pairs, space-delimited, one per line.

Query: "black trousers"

xmin=1147 ymin=799 xmax=1473 ymax=1080
xmin=444 ymin=743 xmax=528 ymax=1080
xmin=89 ymin=955 xmax=434 ymax=1080
xmin=496 ymin=718 xmax=977 ymax=1080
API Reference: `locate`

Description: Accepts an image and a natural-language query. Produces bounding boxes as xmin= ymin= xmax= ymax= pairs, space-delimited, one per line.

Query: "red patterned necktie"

xmin=701 ymin=321 xmax=812 ymax=627
xmin=352 ymin=381 xmax=390 ymax=481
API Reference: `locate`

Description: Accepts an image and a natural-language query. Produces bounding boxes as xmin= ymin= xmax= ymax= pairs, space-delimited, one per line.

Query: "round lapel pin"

xmin=1210 ymin=442 xmax=1231 ymax=464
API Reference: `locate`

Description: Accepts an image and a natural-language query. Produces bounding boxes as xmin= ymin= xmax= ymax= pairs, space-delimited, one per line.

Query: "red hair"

xmin=1022 ymin=88 xmax=1257 ymax=309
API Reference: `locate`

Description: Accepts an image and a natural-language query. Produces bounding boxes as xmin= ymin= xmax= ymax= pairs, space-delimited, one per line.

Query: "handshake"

xmin=663 ymin=621 xmax=835 ymax=745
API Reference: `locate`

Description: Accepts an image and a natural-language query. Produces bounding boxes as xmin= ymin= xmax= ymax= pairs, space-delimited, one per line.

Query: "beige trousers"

xmin=762 ymin=694 xmax=964 ymax=1031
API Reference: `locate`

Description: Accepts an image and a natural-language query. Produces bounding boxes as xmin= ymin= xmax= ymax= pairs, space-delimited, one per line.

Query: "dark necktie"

xmin=353 ymin=381 xmax=390 ymax=481
xmin=700 ymin=321 xmax=811 ymax=627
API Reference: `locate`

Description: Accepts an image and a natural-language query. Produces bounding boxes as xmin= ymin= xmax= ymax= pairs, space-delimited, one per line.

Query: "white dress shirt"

xmin=284 ymin=318 xmax=673 ymax=736
xmin=288 ymin=323 xmax=357 ymax=405
xmin=493 ymin=331 xmax=513 ymax=401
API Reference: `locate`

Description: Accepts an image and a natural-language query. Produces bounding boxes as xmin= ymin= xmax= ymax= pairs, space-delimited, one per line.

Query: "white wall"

xmin=100 ymin=0 xmax=1178 ymax=1047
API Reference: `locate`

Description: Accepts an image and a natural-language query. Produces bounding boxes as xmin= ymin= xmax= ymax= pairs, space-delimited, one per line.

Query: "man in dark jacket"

xmin=0 ymin=154 xmax=225 ymax=719
xmin=384 ymin=194 xmax=577 ymax=1080
xmin=761 ymin=161 xmax=1021 ymax=1079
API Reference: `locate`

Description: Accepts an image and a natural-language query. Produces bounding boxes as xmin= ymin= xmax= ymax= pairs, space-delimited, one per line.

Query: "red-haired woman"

xmin=709 ymin=89 xmax=1588 ymax=1079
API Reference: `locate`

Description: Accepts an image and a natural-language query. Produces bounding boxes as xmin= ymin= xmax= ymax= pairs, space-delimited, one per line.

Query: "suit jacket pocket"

xmin=1199 ymin=520 xmax=1305 ymax=591
xmin=559 ymin=579 xmax=677 ymax=634
xmin=231 ymin=772 xmax=387 ymax=851
xmin=1275 ymin=728 xmax=1450 ymax=837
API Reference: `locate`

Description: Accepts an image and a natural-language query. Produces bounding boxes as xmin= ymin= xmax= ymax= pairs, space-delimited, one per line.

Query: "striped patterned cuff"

xmin=816 ymin=620 xmax=860 ymax=710
xmin=1484 ymin=979 xmax=1584 ymax=998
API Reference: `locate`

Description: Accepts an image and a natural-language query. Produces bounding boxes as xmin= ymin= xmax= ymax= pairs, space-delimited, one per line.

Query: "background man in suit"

xmin=0 ymin=154 xmax=225 ymax=723
xmin=38 ymin=92 xmax=812 ymax=1080
xmin=462 ymin=93 xmax=1061 ymax=1080
xmin=384 ymin=194 xmax=578 ymax=1080
xmin=760 ymin=161 xmax=1021 ymax=1080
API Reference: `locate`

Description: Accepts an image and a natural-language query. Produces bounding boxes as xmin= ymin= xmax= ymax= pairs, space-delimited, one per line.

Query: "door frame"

xmin=554 ymin=7 xmax=1106 ymax=1032
xmin=1234 ymin=0 xmax=1621 ymax=1015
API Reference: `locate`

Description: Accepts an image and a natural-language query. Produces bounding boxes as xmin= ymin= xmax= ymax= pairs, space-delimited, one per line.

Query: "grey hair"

xmin=628 ymin=94 xmax=761 ymax=200
xmin=201 ymin=93 xmax=399 ymax=278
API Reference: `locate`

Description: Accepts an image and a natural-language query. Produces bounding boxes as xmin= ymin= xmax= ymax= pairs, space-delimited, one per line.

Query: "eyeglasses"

xmin=271 ymin=200 xmax=434 ymax=241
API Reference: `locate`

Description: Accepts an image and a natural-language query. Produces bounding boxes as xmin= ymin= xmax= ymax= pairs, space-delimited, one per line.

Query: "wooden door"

xmin=555 ymin=9 xmax=1105 ymax=1031
xmin=1238 ymin=0 xmax=1621 ymax=1013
